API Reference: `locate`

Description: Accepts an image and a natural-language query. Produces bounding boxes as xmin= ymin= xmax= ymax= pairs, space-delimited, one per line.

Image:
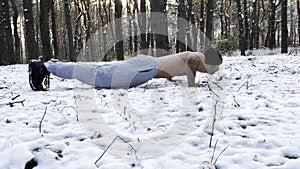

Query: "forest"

xmin=0 ymin=0 xmax=299 ymax=65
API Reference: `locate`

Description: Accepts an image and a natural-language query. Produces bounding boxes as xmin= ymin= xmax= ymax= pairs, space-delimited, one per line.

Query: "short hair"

xmin=204 ymin=47 xmax=223 ymax=65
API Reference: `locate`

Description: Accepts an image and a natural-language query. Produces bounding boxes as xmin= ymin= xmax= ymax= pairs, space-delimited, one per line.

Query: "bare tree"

xmin=199 ymin=0 xmax=205 ymax=49
xmin=243 ymin=0 xmax=249 ymax=50
xmin=298 ymin=0 xmax=300 ymax=46
xmin=139 ymin=0 xmax=148 ymax=54
xmin=64 ymin=0 xmax=75 ymax=61
xmin=40 ymin=0 xmax=53 ymax=61
xmin=281 ymin=0 xmax=288 ymax=53
xmin=250 ymin=0 xmax=257 ymax=50
xmin=151 ymin=0 xmax=169 ymax=57
xmin=23 ymin=0 xmax=39 ymax=61
xmin=115 ymin=0 xmax=124 ymax=60
xmin=10 ymin=0 xmax=21 ymax=63
xmin=50 ymin=0 xmax=59 ymax=58
xmin=176 ymin=0 xmax=187 ymax=52
xmin=236 ymin=0 xmax=246 ymax=55
xmin=206 ymin=0 xmax=214 ymax=47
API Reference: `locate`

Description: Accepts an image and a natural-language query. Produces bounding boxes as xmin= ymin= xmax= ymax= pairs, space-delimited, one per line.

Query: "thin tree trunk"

xmin=219 ymin=0 xmax=225 ymax=37
xmin=236 ymin=0 xmax=246 ymax=55
xmin=115 ymin=0 xmax=124 ymax=60
xmin=281 ymin=0 xmax=288 ymax=54
xmin=127 ymin=0 xmax=133 ymax=52
xmin=23 ymin=0 xmax=39 ymax=61
xmin=269 ymin=0 xmax=276 ymax=49
xmin=250 ymin=0 xmax=257 ymax=50
xmin=140 ymin=0 xmax=148 ymax=54
xmin=11 ymin=0 xmax=21 ymax=63
xmin=151 ymin=0 xmax=169 ymax=57
xmin=64 ymin=0 xmax=75 ymax=61
xmin=206 ymin=0 xmax=214 ymax=47
xmin=50 ymin=0 xmax=59 ymax=58
xmin=199 ymin=0 xmax=205 ymax=49
xmin=243 ymin=0 xmax=249 ymax=50
xmin=186 ymin=0 xmax=193 ymax=51
xmin=133 ymin=0 xmax=139 ymax=53
xmin=256 ymin=0 xmax=260 ymax=48
xmin=176 ymin=0 xmax=187 ymax=52
xmin=298 ymin=0 xmax=300 ymax=46
xmin=40 ymin=0 xmax=53 ymax=61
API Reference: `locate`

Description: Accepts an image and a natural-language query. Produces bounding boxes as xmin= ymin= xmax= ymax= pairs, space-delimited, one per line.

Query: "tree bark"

xmin=281 ymin=0 xmax=288 ymax=54
xmin=269 ymin=0 xmax=276 ymax=49
xmin=298 ymin=0 xmax=300 ymax=46
xmin=140 ymin=0 xmax=148 ymax=54
xmin=243 ymin=0 xmax=249 ymax=50
xmin=50 ymin=0 xmax=59 ymax=58
xmin=250 ymin=0 xmax=257 ymax=50
xmin=236 ymin=0 xmax=246 ymax=55
xmin=0 ymin=0 xmax=15 ymax=65
xmin=115 ymin=0 xmax=124 ymax=60
xmin=176 ymin=0 xmax=187 ymax=52
xmin=205 ymin=0 xmax=214 ymax=47
xmin=64 ymin=0 xmax=75 ymax=61
xmin=23 ymin=0 xmax=39 ymax=61
xmin=151 ymin=0 xmax=169 ymax=57
xmin=10 ymin=0 xmax=21 ymax=63
xmin=199 ymin=0 xmax=205 ymax=49
xmin=126 ymin=0 xmax=133 ymax=52
xmin=40 ymin=0 xmax=53 ymax=61
xmin=256 ymin=0 xmax=260 ymax=49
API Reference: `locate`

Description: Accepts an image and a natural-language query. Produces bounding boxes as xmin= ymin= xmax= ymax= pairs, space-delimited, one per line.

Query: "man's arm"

xmin=186 ymin=54 xmax=199 ymax=87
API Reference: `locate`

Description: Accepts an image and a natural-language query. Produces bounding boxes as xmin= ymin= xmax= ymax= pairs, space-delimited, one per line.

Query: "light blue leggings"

xmin=44 ymin=56 xmax=158 ymax=89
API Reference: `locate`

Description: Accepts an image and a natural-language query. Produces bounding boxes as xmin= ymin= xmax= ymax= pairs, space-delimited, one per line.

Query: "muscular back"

xmin=154 ymin=51 xmax=208 ymax=86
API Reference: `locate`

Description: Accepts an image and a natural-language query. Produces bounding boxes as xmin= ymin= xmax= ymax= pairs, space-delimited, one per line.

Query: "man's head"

xmin=203 ymin=47 xmax=223 ymax=74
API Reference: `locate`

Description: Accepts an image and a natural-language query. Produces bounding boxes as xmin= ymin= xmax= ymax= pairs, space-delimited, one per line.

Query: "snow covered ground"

xmin=0 ymin=51 xmax=300 ymax=169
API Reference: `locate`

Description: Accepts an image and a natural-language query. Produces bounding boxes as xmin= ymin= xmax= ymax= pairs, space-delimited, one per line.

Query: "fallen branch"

xmin=213 ymin=145 xmax=229 ymax=165
xmin=0 ymin=99 xmax=25 ymax=107
xmin=94 ymin=136 xmax=140 ymax=166
xmin=209 ymin=101 xmax=218 ymax=148
xmin=39 ymin=107 xmax=48 ymax=134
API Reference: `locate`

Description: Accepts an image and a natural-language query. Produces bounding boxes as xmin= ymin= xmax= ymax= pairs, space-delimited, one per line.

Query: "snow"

xmin=1 ymin=50 xmax=300 ymax=169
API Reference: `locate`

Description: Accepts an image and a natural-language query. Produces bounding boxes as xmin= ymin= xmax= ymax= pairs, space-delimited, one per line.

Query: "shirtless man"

xmin=154 ymin=49 xmax=222 ymax=87
xmin=28 ymin=48 xmax=222 ymax=90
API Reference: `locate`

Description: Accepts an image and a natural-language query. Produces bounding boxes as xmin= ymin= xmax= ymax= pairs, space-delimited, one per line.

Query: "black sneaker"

xmin=29 ymin=60 xmax=50 ymax=91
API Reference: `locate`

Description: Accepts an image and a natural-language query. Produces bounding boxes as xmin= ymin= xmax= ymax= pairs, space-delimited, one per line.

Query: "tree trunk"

xmin=224 ymin=0 xmax=231 ymax=38
xmin=126 ymin=0 xmax=133 ymax=52
xmin=219 ymin=0 xmax=225 ymax=37
xmin=64 ymin=0 xmax=75 ymax=61
xmin=151 ymin=0 xmax=169 ymax=57
xmin=23 ymin=0 xmax=39 ymax=61
xmin=133 ymin=0 xmax=139 ymax=53
xmin=140 ymin=0 xmax=148 ymax=54
xmin=281 ymin=0 xmax=288 ymax=54
xmin=256 ymin=0 xmax=260 ymax=49
xmin=243 ymin=0 xmax=249 ymax=50
xmin=298 ymin=0 xmax=300 ymax=46
xmin=0 ymin=0 xmax=15 ymax=65
xmin=236 ymin=0 xmax=246 ymax=55
xmin=176 ymin=0 xmax=187 ymax=53
xmin=199 ymin=0 xmax=205 ymax=49
xmin=186 ymin=0 xmax=193 ymax=51
xmin=50 ymin=0 xmax=59 ymax=58
xmin=40 ymin=0 xmax=53 ymax=61
xmin=205 ymin=0 xmax=214 ymax=47
xmin=11 ymin=0 xmax=21 ymax=63
xmin=0 ymin=3 xmax=4 ymax=65
xmin=188 ymin=0 xmax=197 ymax=51
xmin=269 ymin=0 xmax=276 ymax=49
xmin=115 ymin=0 xmax=124 ymax=60
xmin=250 ymin=0 xmax=257 ymax=50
